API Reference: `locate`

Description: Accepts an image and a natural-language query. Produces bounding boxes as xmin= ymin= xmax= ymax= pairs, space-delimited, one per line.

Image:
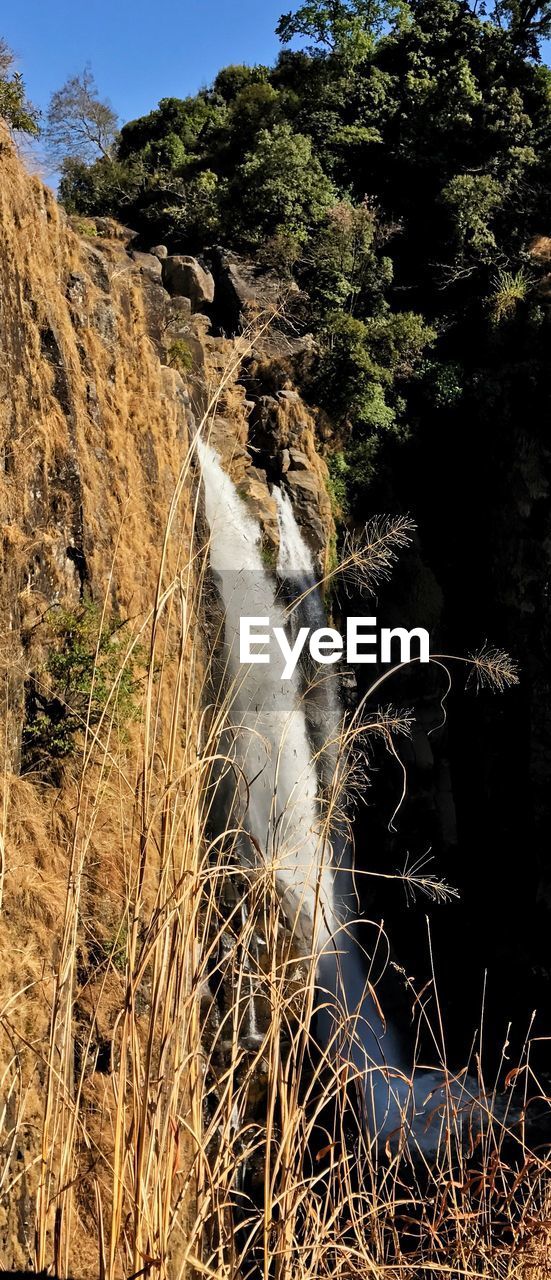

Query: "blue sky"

xmin=4 ymin=1 xmax=287 ymax=129
xmin=5 ymin=3 xmax=551 ymax=150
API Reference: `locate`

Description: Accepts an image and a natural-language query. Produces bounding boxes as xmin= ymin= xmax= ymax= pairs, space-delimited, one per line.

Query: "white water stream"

xmin=197 ymin=436 xmax=335 ymax=951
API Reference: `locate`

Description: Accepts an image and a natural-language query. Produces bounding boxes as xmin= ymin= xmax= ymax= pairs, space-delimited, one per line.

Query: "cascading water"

xmin=198 ymin=436 xmax=473 ymax=1150
xmin=196 ymin=435 xmax=335 ymax=951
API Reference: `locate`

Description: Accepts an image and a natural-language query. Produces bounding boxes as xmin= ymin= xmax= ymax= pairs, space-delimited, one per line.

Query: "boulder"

xmin=129 ymin=249 xmax=163 ymax=281
xmin=210 ymin=247 xmax=284 ymax=333
xmin=161 ymin=255 xmax=215 ymax=310
xmin=151 ymin=244 xmax=168 ymax=260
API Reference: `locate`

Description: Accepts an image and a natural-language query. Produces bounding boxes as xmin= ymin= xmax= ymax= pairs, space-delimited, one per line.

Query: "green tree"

xmin=306 ymin=199 xmax=389 ymax=314
xmin=493 ymin=0 xmax=551 ymax=56
xmin=0 ymin=38 xmax=39 ymax=136
xmin=232 ymin=123 xmax=334 ymax=243
xmin=58 ymin=154 xmax=146 ymax=217
xmin=117 ymin=95 xmax=219 ymax=164
xmin=441 ymin=173 xmax=504 ymax=262
xmin=277 ymin=0 xmax=405 ymax=58
xmin=316 ymin=308 xmax=434 ymax=431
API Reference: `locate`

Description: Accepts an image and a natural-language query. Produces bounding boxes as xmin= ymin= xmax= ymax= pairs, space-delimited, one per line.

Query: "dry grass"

xmin=0 ymin=380 xmax=548 ymax=1279
xmin=0 ymin=127 xmax=549 ymax=1280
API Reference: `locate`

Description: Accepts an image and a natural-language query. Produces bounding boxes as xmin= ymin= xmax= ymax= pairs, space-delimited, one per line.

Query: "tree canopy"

xmin=55 ymin=0 xmax=551 ymax=502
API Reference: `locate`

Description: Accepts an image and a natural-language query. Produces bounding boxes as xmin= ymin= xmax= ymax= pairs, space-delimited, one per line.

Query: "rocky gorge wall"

xmin=0 ymin=128 xmax=335 ymax=1272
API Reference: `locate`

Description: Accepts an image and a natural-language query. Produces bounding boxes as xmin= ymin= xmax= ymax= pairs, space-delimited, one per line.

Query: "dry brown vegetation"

xmin=0 ymin=395 xmax=549 ymax=1280
xmin=0 ymin=128 xmax=550 ymax=1280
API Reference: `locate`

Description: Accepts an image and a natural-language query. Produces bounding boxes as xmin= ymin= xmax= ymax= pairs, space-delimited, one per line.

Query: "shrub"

xmin=441 ymin=173 xmax=503 ymax=259
xmin=325 ymin=450 xmax=350 ymax=517
xmin=491 ymin=267 xmax=529 ymax=322
xmin=316 ymin=309 xmax=433 ymax=431
xmin=166 ymin=338 xmax=193 ymax=374
xmin=257 ymin=226 xmax=303 ymax=275
xmin=23 ymin=599 xmax=143 ymax=775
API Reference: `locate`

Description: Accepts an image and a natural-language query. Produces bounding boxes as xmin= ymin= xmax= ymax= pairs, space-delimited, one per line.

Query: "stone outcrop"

xmin=208 ymin=247 xmax=310 ymax=336
xmin=198 ymin=326 xmax=334 ymax=570
xmin=129 ymin=247 xmax=163 ymax=280
xmin=161 ymin=253 xmax=215 ymax=309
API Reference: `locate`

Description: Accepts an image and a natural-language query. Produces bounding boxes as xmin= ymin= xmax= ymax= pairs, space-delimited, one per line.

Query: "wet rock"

xmin=285 ymin=470 xmax=326 ymax=547
xmin=238 ymin=467 xmax=279 ymax=550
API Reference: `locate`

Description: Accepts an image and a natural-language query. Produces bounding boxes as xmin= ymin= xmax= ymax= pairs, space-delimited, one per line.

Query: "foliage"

xmin=490 ymin=267 xmax=530 ymax=322
xmin=306 ymin=199 xmax=380 ymax=314
xmin=58 ymin=155 xmax=144 ymax=216
xmin=256 ymin=225 xmax=303 ymax=274
xmin=261 ymin=538 xmax=278 ymax=569
xmin=276 ymin=0 xmax=406 ymax=59
xmin=117 ymin=94 xmax=217 ymax=164
xmin=166 ymin=338 xmax=194 ymax=374
xmin=230 ymin=123 xmax=334 ymax=244
xmin=325 ymin=450 xmax=350 ymax=516
xmin=316 ymin=309 xmax=433 ymax=427
xmin=23 ymin=600 xmax=142 ymax=774
xmin=0 ymin=38 xmax=39 ymax=136
xmin=441 ymin=174 xmax=503 ymax=262
xmin=53 ymin=0 xmax=551 ymax=508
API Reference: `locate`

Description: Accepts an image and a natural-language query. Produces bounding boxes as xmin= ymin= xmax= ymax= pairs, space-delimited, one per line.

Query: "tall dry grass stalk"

xmin=0 ymin=343 xmax=549 ymax=1280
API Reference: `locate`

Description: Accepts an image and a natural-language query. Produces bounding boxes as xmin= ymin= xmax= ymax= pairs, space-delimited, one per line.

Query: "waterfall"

xmin=198 ymin=438 xmax=471 ymax=1151
xmin=196 ymin=436 xmax=335 ymax=952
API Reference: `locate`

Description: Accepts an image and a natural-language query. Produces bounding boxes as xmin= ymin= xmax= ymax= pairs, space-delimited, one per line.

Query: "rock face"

xmin=161 ymin=254 xmax=215 ymax=309
xmin=209 ymin=246 xmax=308 ymax=336
xmin=0 ymin=131 xmax=203 ymax=1271
xmin=0 ymin=130 xmax=337 ymax=1274
xmin=200 ymin=325 xmax=334 ymax=571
